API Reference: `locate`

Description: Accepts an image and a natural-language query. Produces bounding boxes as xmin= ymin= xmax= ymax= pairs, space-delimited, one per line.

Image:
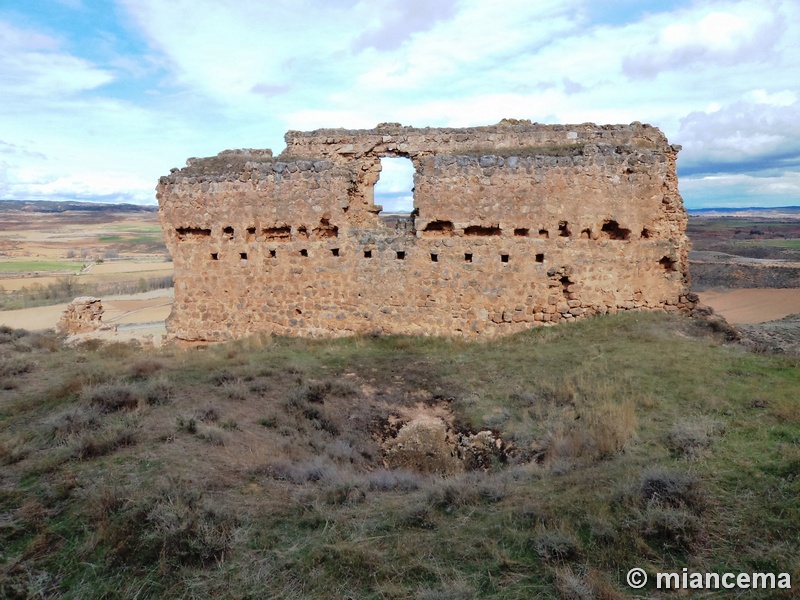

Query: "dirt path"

xmin=698 ymin=288 xmax=800 ymax=324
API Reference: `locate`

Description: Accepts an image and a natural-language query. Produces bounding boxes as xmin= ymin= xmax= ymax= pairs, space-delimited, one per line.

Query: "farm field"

xmin=0 ymin=201 xmax=172 ymax=316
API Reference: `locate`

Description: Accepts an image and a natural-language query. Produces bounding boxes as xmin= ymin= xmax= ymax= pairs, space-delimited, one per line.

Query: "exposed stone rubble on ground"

xmin=157 ymin=120 xmax=694 ymax=342
xmin=381 ymin=414 xmax=505 ymax=476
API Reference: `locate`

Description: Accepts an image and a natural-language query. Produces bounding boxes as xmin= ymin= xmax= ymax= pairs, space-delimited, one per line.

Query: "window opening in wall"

xmin=314 ymin=218 xmax=338 ymax=239
xmin=641 ymin=228 xmax=652 ymax=239
xmin=430 ymin=253 xmax=438 ymax=262
xmin=246 ymin=227 xmax=256 ymax=242
xmin=501 ymin=254 xmax=509 ymax=263
xmin=560 ymin=275 xmax=572 ymax=295
xmin=396 ymin=250 xmax=406 ymax=260
xmin=535 ymin=253 xmax=544 ymax=263
xmin=300 ymin=249 xmax=308 ymax=257
xmin=514 ymin=228 xmax=529 ymax=237
xmin=176 ymin=227 xmax=211 ymax=240
xmin=539 ymin=229 xmax=549 ymax=239
xmin=659 ymin=256 xmax=676 ymax=271
xmin=423 ymin=220 xmax=454 ymax=236
xmin=464 ymin=225 xmax=501 ymax=236
xmin=263 ymin=225 xmax=291 ymax=241
xmin=601 ymin=220 xmax=631 ymax=240
xmin=464 ymin=253 xmax=473 ymax=263
xmin=269 ymin=249 xmax=276 ymax=258
xmin=558 ymin=221 xmax=570 ymax=237
xmin=210 ymin=252 xmax=219 ymax=261
xmin=331 ymin=248 xmax=340 ymax=257
xmin=580 ymin=228 xmax=592 ymax=239
xmin=223 ymin=226 xmax=234 ymax=240
xmin=240 ymin=252 xmax=248 ymax=261
xmin=364 ymin=250 xmax=372 ymax=258
xmin=297 ymin=226 xmax=309 ymax=240
xmin=374 ymin=156 xmax=415 ymax=214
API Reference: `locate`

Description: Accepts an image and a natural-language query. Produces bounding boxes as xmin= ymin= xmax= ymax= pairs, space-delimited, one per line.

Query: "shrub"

xmin=639 ymin=468 xmax=705 ymax=513
xmin=94 ymin=483 xmax=238 ymax=569
xmin=144 ymin=379 xmax=173 ymax=406
xmin=129 ymin=359 xmax=162 ymax=378
xmin=70 ymin=421 xmax=138 ymax=460
xmin=635 ymin=505 xmax=703 ymax=552
xmin=533 ymin=527 xmax=580 ymax=562
xmin=666 ymin=418 xmax=723 ymax=460
xmin=81 ymin=383 xmax=140 ymax=413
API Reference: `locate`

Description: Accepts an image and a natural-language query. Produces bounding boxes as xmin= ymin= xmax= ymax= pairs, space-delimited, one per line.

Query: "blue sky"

xmin=1 ymin=0 xmax=798 ymax=209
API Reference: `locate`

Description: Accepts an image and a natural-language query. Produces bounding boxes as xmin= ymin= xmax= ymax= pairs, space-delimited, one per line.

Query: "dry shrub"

xmin=0 ymin=355 xmax=35 ymax=378
xmin=364 ymin=468 xmax=421 ymax=492
xmin=533 ymin=526 xmax=580 ymax=562
xmin=555 ymin=566 xmax=626 ymax=600
xmin=542 ymin=400 xmax=636 ymax=464
xmin=626 ymin=468 xmax=706 ymax=553
xmin=635 ymin=505 xmax=702 ymax=553
xmin=639 ymin=468 xmax=705 ymax=513
xmin=129 ymin=358 xmax=162 ymax=378
xmin=554 ymin=566 xmax=593 ymax=600
xmin=70 ymin=420 xmax=138 ymax=460
xmin=425 ymin=472 xmax=504 ymax=512
xmin=48 ymin=406 xmax=103 ymax=441
xmin=92 ymin=482 xmax=238 ymax=569
xmin=81 ymin=382 xmax=140 ymax=413
xmin=144 ymin=378 xmax=173 ymax=406
xmin=666 ymin=418 xmax=723 ymax=459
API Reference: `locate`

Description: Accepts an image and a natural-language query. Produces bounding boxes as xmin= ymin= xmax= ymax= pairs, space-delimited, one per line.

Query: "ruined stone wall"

xmin=157 ymin=121 xmax=693 ymax=342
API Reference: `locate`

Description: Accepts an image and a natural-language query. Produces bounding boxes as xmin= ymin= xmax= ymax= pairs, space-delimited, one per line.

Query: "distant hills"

xmin=688 ymin=206 xmax=800 ymax=218
xmin=0 ymin=199 xmax=157 ymax=214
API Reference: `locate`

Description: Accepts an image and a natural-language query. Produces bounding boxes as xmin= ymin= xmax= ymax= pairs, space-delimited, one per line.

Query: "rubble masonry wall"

xmin=157 ymin=121 xmax=692 ymax=341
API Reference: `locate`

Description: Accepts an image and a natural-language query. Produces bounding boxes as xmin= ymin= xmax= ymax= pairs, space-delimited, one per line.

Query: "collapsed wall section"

xmin=157 ymin=122 xmax=693 ymax=342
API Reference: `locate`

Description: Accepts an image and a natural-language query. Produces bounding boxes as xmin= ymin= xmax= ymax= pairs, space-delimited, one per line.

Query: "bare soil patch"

xmin=698 ymin=288 xmax=800 ymax=324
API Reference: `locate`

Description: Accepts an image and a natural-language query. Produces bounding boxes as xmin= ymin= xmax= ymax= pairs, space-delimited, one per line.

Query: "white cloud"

xmin=622 ymin=1 xmax=783 ymax=79
xmin=0 ymin=21 xmax=114 ymax=101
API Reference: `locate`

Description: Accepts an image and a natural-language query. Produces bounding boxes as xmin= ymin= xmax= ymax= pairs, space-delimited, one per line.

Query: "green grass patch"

xmin=0 ymin=260 xmax=83 ymax=273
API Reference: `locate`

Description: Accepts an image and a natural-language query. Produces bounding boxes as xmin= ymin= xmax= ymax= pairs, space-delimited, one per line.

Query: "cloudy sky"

xmin=1 ymin=0 xmax=798 ymax=209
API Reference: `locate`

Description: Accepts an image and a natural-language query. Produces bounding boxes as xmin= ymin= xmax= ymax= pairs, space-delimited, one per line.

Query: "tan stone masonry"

xmin=157 ymin=121 xmax=693 ymax=342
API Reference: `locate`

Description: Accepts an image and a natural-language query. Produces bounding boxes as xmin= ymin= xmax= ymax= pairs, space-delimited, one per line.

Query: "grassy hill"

xmin=1 ymin=314 xmax=798 ymax=598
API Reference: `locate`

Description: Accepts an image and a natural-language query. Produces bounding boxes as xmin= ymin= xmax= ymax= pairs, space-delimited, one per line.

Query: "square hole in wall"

xmin=514 ymin=228 xmax=529 ymax=237
xmin=364 ymin=250 xmax=372 ymax=259
xmin=269 ymin=249 xmax=276 ymax=258
xmin=331 ymin=248 xmax=340 ymax=257
xmin=223 ymin=226 xmax=234 ymax=240
xmin=501 ymin=254 xmax=510 ymax=263
xmin=430 ymin=253 xmax=438 ymax=262
xmin=240 ymin=252 xmax=248 ymax=261
xmin=300 ymin=249 xmax=308 ymax=257
xmin=396 ymin=251 xmax=406 ymax=260
xmin=535 ymin=253 xmax=544 ymax=263
xmin=210 ymin=252 xmax=219 ymax=261
xmin=464 ymin=253 xmax=473 ymax=263
xmin=539 ymin=229 xmax=549 ymax=239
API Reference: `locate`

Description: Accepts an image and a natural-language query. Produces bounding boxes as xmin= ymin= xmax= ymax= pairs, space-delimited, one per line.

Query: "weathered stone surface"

xmin=58 ymin=297 xmax=104 ymax=333
xmin=157 ymin=121 xmax=692 ymax=341
xmin=383 ymin=417 xmax=462 ymax=475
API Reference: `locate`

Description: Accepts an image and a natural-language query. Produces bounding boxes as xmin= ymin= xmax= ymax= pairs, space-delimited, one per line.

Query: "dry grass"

xmin=0 ymin=312 xmax=798 ymax=598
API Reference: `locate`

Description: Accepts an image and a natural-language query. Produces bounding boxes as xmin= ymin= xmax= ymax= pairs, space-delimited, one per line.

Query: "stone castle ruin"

xmin=157 ymin=120 xmax=693 ymax=342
